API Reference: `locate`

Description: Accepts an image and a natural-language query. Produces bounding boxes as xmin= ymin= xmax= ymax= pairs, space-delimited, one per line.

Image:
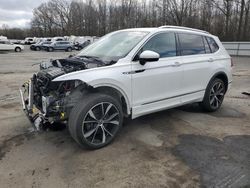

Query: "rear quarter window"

xmin=178 ymin=33 xmax=205 ymax=56
xmin=206 ymin=37 xmax=219 ymax=53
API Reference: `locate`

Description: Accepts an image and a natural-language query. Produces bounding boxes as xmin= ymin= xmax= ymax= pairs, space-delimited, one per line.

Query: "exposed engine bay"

xmin=20 ymin=56 xmax=114 ymax=130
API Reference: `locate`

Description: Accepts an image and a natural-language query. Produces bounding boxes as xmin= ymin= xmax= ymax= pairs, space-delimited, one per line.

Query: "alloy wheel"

xmin=82 ymin=102 xmax=120 ymax=146
xmin=209 ymin=81 xmax=225 ymax=109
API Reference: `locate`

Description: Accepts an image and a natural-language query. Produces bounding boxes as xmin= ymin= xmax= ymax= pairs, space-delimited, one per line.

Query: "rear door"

xmin=177 ymin=33 xmax=214 ymax=102
xmin=54 ymin=42 xmax=60 ymax=50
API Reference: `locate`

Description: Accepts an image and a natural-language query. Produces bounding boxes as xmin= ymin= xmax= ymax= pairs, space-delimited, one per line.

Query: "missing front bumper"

xmin=19 ymin=79 xmax=43 ymax=131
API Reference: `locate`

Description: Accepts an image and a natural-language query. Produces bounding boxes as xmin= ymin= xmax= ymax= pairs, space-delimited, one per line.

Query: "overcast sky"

xmin=0 ymin=0 xmax=49 ymax=28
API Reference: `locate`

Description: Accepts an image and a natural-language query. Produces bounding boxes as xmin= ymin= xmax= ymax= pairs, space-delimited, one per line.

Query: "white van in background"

xmin=0 ymin=35 xmax=8 ymax=41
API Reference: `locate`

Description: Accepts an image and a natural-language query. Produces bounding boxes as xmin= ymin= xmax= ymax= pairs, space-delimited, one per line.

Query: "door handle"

xmin=208 ymin=58 xmax=214 ymax=62
xmin=171 ymin=62 xmax=181 ymax=67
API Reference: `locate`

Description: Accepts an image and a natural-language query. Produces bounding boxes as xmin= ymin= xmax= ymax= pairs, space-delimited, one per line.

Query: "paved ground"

xmin=0 ymin=47 xmax=250 ymax=188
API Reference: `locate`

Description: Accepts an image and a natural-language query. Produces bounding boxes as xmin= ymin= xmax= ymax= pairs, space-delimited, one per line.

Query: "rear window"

xmin=206 ymin=37 xmax=219 ymax=53
xmin=178 ymin=33 xmax=205 ymax=56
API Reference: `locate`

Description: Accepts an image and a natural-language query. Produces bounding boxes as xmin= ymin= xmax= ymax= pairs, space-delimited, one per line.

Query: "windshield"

xmin=77 ymin=31 xmax=148 ymax=61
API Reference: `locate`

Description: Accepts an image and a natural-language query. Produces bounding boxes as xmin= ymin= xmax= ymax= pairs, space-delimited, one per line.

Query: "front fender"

xmin=53 ymin=66 xmax=132 ymax=114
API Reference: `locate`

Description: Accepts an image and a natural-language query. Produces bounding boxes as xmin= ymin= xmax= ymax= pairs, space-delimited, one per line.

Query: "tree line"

xmin=1 ymin=0 xmax=250 ymax=41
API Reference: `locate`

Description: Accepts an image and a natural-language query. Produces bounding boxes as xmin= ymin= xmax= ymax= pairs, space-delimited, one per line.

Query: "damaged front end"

xmin=19 ymin=56 xmax=107 ymax=130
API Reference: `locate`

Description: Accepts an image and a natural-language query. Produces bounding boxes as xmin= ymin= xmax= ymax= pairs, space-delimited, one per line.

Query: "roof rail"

xmin=159 ymin=25 xmax=210 ymax=34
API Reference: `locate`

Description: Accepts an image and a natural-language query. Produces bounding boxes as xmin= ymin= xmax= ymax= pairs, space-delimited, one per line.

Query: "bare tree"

xmin=2 ymin=0 xmax=250 ymax=41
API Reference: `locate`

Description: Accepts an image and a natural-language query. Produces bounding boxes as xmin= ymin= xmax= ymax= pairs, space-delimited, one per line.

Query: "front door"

xmin=131 ymin=32 xmax=183 ymax=118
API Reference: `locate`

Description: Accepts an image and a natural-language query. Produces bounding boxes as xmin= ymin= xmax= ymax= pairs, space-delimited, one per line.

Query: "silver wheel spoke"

xmin=84 ymin=127 xmax=98 ymax=138
xmin=101 ymin=126 xmax=106 ymax=143
xmin=215 ymin=97 xmax=219 ymax=108
xmin=211 ymin=88 xmax=215 ymax=94
xmin=216 ymin=83 xmax=221 ymax=90
xmin=218 ymin=88 xmax=224 ymax=94
xmin=88 ymin=109 xmax=97 ymax=120
xmin=107 ymin=120 xmax=119 ymax=125
xmin=104 ymin=104 xmax=113 ymax=117
xmin=210 ymin=97 xmax=215 ymax=105
xmin=106 ymin=112 xmax=118 ymax=122
xmin=216 ymin=96 xmax=222 ymax=104
xmin=101 ymin=103 xmax=105 ymax=116
xmin=103 ymin=126 xmax=113 ymax=137
xmin=91 ymin=127 xmax=99 ymax=143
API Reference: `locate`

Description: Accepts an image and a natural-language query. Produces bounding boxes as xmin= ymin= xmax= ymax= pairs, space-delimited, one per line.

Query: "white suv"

xmin=20 ymin=26 xmax=232 ymax=149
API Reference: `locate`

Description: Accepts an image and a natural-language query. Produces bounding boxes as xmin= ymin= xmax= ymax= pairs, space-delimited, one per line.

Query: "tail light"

xmin=231 ymin=58 xmax=234 ymax=67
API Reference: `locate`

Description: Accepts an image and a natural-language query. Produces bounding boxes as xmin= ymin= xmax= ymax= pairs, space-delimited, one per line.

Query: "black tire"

xmin=67 ymin=47 xmax=72 ymax=52
xmin=15 ymin=47 xmax=21 ymax=52
xmin=200 ymin=78 xmax=226 ymax=112
xmin=68 ymin=93 xmax=123 ymax=149
xmin=48 ymin=47 xmax=53 ymax=52
xmin=35 ymin=46 xmax=41 ymax=51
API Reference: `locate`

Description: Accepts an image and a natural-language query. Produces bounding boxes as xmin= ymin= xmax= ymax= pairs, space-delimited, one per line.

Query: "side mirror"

xmin=139 ymin=50 xmax=160 ymax=65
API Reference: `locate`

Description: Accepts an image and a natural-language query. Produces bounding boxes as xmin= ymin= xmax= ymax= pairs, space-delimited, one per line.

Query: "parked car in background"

xmin=52 ymin=37 xmax=65 ymax=42
xmin=44 ymin=41 xmax=74 ymax=52
xmin=30 ymin=41 xmax=52 ymax=51
xmin=74 ymin=40 xmax=91 ymax=50
xmin=11 ymin=40 xmax=22 ymax=44
xmin=22 ymin=37 xmax=36 ymax=45
xmin=0 ymin=40 xmax=24 ymax=52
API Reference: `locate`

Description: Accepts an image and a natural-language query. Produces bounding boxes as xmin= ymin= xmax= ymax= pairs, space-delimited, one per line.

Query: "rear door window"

xmin=178 ymin=33 xmax=205 ymax=56
xmin=141 ymin=32 xmax=177 ymax=58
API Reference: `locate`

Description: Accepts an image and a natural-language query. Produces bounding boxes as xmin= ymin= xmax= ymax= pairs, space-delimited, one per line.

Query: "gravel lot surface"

xmin=0 ymin=47 xmax=250 ymax=188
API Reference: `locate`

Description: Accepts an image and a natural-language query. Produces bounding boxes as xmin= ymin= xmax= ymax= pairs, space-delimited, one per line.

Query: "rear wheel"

xmin=48 ymin=47 xmax=53 ymax=52
xmin=35 ymin=46 xmax=41 ymax=51
xmin=200 ymin=78 xmax=226 ymax=112
xmin=15 ymin=47 xmax=21 ymax=52
xmin=68 ymin=93 xmax=123 ymax=149
xmin=67 ymin=47 xmax=72 ymax=52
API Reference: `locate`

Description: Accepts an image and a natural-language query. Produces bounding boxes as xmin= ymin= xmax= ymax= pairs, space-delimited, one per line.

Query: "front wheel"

xmin=200 ymin=78 xmax=226 ymax=112
xmin=68 ymin=93 xmax=123 ymax=149
xmin=15 ymin=47 xmax=21 ymax=52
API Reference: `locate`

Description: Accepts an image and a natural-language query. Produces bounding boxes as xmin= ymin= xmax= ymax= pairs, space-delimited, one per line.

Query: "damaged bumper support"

xmin=19 ymin=78 xmax=54 ymax=130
